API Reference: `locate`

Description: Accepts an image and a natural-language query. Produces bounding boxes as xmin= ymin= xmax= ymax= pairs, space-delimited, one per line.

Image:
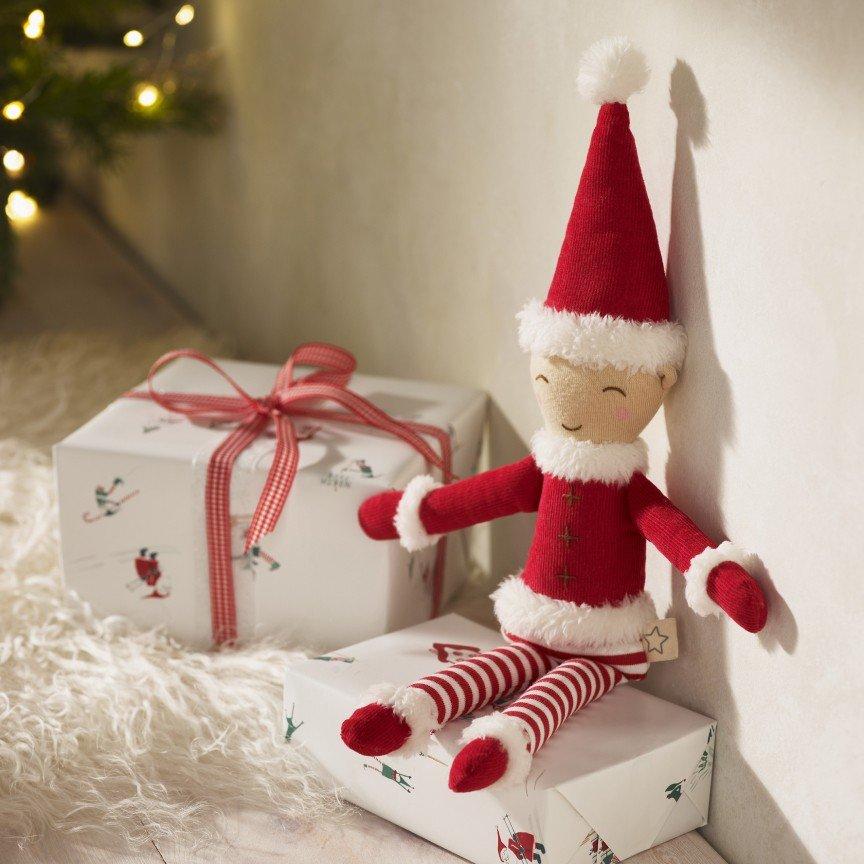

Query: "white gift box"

xmin=55 ymin=358 xmax=486 ymax=648
xmin=283 ymin=614 xmax=716 ymax=864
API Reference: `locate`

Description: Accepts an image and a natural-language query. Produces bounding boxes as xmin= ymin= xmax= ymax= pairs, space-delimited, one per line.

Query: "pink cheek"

xmin=614 ymin=407 xmax=631 ymax=422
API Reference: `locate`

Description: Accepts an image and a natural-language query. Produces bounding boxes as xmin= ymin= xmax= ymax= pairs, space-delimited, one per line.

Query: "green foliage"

xmin=0 ymin=1 xmax=220 ymax=301
xmin=2 ymin=1 xmax=163 ymax=47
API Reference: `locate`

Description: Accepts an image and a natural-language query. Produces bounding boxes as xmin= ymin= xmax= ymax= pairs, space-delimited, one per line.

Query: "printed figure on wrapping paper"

xmin=82 ymin=476 xmax=139 ymax=523
xmin=142 ymin=415 xmax=184 ymax=434
xmin=497 ymin=815 xmax=545 ymax=863
xmin=347 ymin=458 xmax=380 ymax=480
xmin=284 ymin=704 xmax=304 ymax=742
xmin=363 ymin=757 xmax=414 ymax=793
xmin=429 ymin=642 xmax=480 ymax=664
xmin=230 ymin=515 xmax=280 ymax=573
xmin=95 ymin=478 xmax=123 ymax=516
xmin=341 ymin=38 xmax=768 ymax=793
xmin=127 ymin=547 xmax=170 ymax=599
xmin=581 ymin=831 xmax=619 ymax=864
xmin=312 ymin=653 xmax=356 ymax=663
xmin=321 ymin=457 xmax=382 ymax=491
xmin=408 ymin=552 xmax=434 ymax=592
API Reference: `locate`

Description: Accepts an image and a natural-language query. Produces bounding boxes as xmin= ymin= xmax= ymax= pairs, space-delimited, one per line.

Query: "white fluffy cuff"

xmin=492 ymin=575 xmax=656 ymax=652
xmin=366 ymin=683 xmax=439 ymax=757
xmin=393 ymin=475 xmax=442 ymax=552
xmin=517 ymin=298 xmax=687 ymax=374
xmin=460 ymin=712 xmax=533 ymax=790
xmin=685 ymin=540 xmax=757 ymax=618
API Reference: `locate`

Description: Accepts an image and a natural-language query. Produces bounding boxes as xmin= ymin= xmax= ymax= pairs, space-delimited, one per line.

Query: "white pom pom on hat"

xmin=577 ymin=36 xmax=650 ymax=105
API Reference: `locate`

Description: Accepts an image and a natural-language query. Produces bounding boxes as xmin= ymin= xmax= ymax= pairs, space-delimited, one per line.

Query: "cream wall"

xmin=91 ymin=2 xmax=863 ymax=861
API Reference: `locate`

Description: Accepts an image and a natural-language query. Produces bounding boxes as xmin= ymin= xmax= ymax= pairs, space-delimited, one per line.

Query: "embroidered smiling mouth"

xmin=561 ymin=423 xmax=583 ymax=432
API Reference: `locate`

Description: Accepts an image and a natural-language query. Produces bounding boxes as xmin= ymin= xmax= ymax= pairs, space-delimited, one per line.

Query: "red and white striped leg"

xmin=340 ymin=643 xmax=556 ymax=758
xmin=449 ymin=658 xmax=623 ymax=792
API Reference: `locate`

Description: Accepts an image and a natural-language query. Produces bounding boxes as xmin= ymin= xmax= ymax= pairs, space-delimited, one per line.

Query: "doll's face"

xmin=530 ymin=354 xmax=678 ymax=444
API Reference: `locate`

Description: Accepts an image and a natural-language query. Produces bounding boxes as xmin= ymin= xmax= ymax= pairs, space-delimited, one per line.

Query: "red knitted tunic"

xmin=358 ymin=431 xmax=767 ymax=648
xmin=523 ymin=473 xmax=645 ymax=606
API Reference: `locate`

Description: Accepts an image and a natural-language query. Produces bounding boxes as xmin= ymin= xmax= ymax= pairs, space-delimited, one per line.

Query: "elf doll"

xmin=341 ymin=37 xmax=767 ymax=793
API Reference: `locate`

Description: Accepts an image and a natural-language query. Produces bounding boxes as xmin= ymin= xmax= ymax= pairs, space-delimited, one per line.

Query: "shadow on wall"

xmin=657 ymin=60 xmax=808 ymax=863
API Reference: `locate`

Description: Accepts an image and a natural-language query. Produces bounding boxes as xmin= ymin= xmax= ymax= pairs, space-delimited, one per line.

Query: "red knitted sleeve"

xmin=358 ymin=455 xmax=543 ymax=542
xmin=420 ymin=455 xmax=543 ymax=534
xmin=627 ymin=472 xmax=767 ymax=633
xmin=626 ymin=472 xmax=713 ymax=572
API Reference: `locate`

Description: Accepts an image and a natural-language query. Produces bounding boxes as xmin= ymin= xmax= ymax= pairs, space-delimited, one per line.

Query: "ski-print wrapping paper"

xmin=54 ymin=357 xmax=486 ymax=649
xmin=283 ymin=615 xmax=716 ymax=864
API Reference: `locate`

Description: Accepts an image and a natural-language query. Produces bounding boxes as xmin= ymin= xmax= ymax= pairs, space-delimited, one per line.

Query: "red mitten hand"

xmin=358 ymin=490 xmax=401 ymax=540
xmin=707 ymin=561 xmax=767 ymax=633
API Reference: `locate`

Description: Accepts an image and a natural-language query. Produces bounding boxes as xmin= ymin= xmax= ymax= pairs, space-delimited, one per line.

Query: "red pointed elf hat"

xmin=518 ymin=37 xmax=686 ymax=373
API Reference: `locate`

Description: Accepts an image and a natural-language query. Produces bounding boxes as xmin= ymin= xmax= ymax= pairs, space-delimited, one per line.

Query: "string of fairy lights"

xmin=2 ymin=3 xmax=198 ymax=224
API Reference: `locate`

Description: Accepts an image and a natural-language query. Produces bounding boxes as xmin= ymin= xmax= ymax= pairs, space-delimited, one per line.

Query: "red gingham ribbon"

xmin=126 ymin=344 xmax=453 ymax=644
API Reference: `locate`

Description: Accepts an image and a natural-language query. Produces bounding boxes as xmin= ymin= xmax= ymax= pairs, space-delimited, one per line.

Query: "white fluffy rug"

xmin=0 ymin=439 xmax=344 ymax=849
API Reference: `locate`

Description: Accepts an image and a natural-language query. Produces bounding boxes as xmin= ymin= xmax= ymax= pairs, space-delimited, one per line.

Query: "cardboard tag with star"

xmin=641 ymin=618 xmax=678 ymax=662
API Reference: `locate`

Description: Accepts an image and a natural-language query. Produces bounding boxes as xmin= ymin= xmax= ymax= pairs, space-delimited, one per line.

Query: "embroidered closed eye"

xmin=602 ymin=386 xmax=627 ymax=396
xmin=534 ymin=375 xmax=549 ymax=383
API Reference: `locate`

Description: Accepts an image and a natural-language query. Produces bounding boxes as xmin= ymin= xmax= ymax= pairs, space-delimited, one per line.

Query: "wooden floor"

xmin=0 ymin=201 xmax=725 ymax=863
xmin=1 ymin=808 xmax=476 ymax=864
xmin=0 ymin=811 xmax=727 ymax=864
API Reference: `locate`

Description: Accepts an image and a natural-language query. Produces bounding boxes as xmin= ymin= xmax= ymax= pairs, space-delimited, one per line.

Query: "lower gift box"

xmin=283 ymin=614 xmax=716 ymax=864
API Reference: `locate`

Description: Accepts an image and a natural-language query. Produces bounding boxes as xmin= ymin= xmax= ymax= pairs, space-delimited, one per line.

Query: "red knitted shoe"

xmin=340 ymin=703 xmax=410 ymax=756
xmin=448 ymin=736 xmax=508 ymax=793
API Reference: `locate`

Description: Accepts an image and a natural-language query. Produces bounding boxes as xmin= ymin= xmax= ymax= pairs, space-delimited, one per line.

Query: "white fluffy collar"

xmin=530 ymin=430 xmax=648 ymax=485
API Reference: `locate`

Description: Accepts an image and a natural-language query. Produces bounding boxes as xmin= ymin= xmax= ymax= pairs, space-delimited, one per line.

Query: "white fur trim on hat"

xmin=492 ymin=576 xmax=657 ymax=652
xmin=393 ymin=475 xmax=442 ymax=552
xmin=530 ymin=430 xmax=648 ymax=485
xmin=365 ymin=683 xmax=439 ymax=758
xmin=685 ymin=541 xmax=758 ymax=618
xmin=577 ymin=36 xmax=650 ymax=105
xmin=517 ymin=299 xmax=687 ymax=374
xmin=459 ymin=712 xmax=533 ymax=789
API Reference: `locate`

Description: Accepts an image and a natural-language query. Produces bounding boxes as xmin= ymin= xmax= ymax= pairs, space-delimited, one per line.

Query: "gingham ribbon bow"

xmin=128 ymin=344 xmax=453 ymax=644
